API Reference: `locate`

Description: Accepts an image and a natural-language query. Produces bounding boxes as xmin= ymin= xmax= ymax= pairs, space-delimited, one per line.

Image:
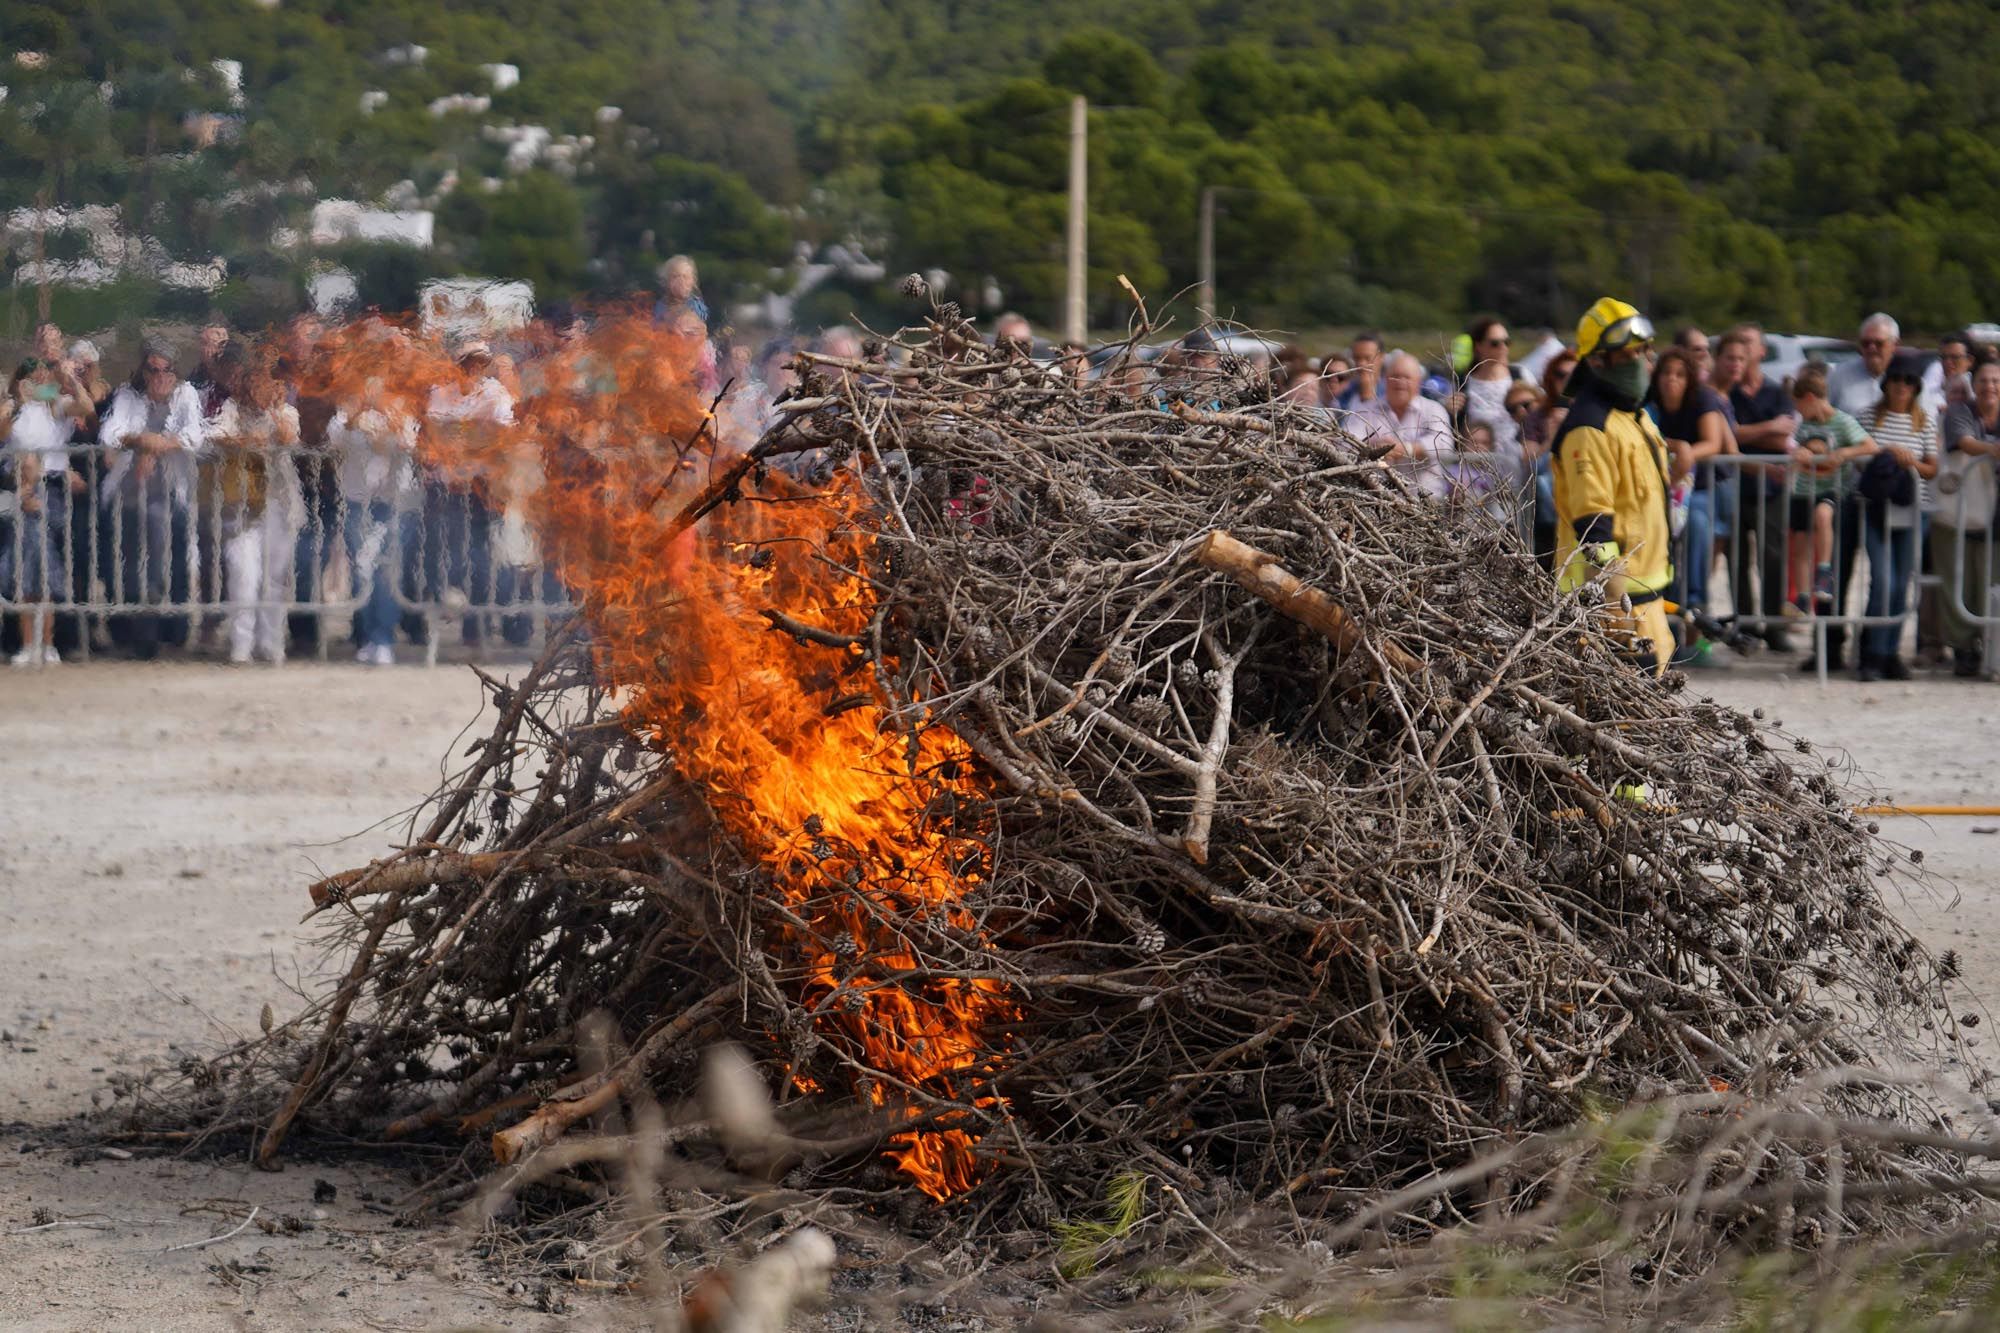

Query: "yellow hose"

xmin=1854 ymin=805 xmax=2000 ymax=817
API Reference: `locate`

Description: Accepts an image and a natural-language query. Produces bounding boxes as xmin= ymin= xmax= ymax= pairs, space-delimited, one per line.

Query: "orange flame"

xmin=312 ymin=310 xmax=1015 ymax=1198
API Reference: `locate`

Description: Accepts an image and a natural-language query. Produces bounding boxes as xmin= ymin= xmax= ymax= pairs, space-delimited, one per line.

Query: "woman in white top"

xmin=1460 ymin=318 xmax=1527 ymax=495
xmin=2 ymin=356 xmax=95 ymax=664
xmin=1858 ymin=358 xmax=1939 ymax=680
xmin=208 ymin=357 xmax=303 ymax=664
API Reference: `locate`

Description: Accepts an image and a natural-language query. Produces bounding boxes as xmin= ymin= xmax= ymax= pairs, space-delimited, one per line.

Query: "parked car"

xmin=1761 ymin=333 xmax=1858 ymax=388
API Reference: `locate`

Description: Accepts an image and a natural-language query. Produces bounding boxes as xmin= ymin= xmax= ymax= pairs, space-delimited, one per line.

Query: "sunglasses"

xmin=1483 ymin=336 xmax=1510 ymax=347
xmin=1858 ymin=338 xmax=1890 ymax=349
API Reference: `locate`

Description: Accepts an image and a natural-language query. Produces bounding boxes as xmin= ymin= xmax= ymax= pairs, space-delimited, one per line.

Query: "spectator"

xmin=1347 ymin=352 xmax=1455 ymax=497
xmin=816 ymin=325 xmax=864 ymax=362
xmin=63 ymin=339 xmax=112 ymax=649
xmin=1462 ymin=318 xmax=1523 ymax=456
xmin=1936 ymin=361 xmax=2000 ymax=676
xmin=1934 ymin=332 xmax=1974 ymax=410
xmin=1647 ymin=348 xmax=1734 ymax=665
xmin=654 ymin=254 xmax=709 ymax=328
xmin=1856 ymin=356 xmax=1938 ymax=680
xmin=1721 ymin=326 xmax=1799 ymax=651
xmin=993 ymin=312 xmax=1035 ymax=357
xmin=330 ymin=377 xmax=421 ymax=666
xmin=1673 ymin=326 xmax=1714 ymax=384
xmin=1100 ymin=356 xmax=1152 ymax=405
xmin=188 ymin=320 xmax=233 ymax=421
xmin=423 ymin=342 xmax=516 ymax=645
xmin=1 ymin=356 xmax=95 ymax=664
xmin=1519 ymin=351 xmax=1577 ymax=570
xmin=1446 ymin=419 xmax=1512 ymax=521
xmin=1178 ymin=328 xmax=1220 ymax=375
xmin=209 ymin=354 xmax=304 ymax=664
xmin=665 ymin=304 xmax=720 ymax=396
xmin=1787 ymin=366 xmax=1875 ymax=673
xmin=1828 ymin=312 xmax=1897 ymax=417
xmin=1280 ymin=356 xmax=1324 ymax=407
xmin=99 ymin=345 xmax=206 ymax=659
xmin=276 ymin=313 xmax=338 ymax=651
xmin=1318 ymin=354 xmax=1352 ymax=407
xmin=1334 ymin=333 xmax=1384 ymax=410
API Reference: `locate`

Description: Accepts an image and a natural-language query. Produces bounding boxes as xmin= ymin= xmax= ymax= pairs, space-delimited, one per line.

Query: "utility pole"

xmin=1197 ymin=187 xmax=1216 ymax=321
xmin=1064 ymin=95 xmax=1088 ymax=348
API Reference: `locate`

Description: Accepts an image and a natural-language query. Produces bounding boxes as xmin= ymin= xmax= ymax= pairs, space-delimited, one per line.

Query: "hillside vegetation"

xmin=5 ymin=0 xmax=1998 ymax=335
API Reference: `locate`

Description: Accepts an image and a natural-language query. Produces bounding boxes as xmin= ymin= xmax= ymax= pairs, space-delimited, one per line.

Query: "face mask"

xmin=1600 ymin=357 xmax=1650 ymax=402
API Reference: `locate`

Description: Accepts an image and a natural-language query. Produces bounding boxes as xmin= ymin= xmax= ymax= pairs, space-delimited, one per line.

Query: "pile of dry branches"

xmin=131 ymin=307 xmax=1990 ymax=1291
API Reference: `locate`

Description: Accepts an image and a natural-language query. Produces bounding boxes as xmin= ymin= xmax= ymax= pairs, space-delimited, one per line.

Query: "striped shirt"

xmin=1868 ymin=408 xmax=1938 ymax=527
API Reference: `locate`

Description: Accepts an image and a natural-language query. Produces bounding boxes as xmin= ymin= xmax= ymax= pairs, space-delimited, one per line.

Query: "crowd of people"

xmin=1251 ymin=313 xmax=2000 ymax=680
xmin=4 ymin=263 xmax=1998 ymax=680
xmin=0 ymin=257 xmax=814 ymax=667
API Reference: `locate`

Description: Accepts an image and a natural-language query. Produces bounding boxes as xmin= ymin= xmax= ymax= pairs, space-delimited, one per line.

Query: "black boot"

xmin=1882 ymin=655 xmax=1912 ymax=681
xmin=1955 ymin=648 xmax=1982 ymax=678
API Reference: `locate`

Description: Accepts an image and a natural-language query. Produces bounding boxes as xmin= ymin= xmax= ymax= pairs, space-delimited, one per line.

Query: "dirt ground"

xmin=3 ymin=658 xmax=2000 ymax=1330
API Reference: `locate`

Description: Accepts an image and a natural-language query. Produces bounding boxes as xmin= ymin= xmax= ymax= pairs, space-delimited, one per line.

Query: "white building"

xmin=309 ymin=200 xmax=435 ymax=248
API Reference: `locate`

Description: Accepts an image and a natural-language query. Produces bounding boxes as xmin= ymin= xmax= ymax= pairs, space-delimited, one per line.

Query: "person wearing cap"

xmin=423 ymin=342 xmax=516 ymax=645
xmin=1551 ymin=298 xmax=1675 ymax=673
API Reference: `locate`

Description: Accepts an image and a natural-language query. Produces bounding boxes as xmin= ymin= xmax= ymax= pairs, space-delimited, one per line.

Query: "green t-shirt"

xmin=1791 ymin=408 xmax=1870 ymax=500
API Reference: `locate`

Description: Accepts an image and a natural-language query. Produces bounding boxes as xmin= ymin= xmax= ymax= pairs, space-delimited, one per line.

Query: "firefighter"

xmin=1551 ymin=297 xmax=1675 ymax=673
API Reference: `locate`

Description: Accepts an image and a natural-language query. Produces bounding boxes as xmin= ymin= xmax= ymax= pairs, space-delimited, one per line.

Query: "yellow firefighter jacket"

xmin=1550 ymin=373 xmax=1675 ymax=602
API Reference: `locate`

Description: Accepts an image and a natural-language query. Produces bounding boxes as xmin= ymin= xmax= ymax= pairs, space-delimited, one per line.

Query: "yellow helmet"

xmin=1576 ymin=297 xmax=1654 ymax=359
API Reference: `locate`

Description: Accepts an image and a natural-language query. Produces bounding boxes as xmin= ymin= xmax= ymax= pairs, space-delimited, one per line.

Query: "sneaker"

xmin=1812 ymin=564 xmax=1835 ymax=611
xmin=8 ymin=646 xmax=39 ymax=668
xmin=368 ymin=643 xmax=396 ymax=666
xmin=1882 ymin=656 xmax=1912 ymax=682
xmin=1783 ymin=597 xmax=1808 ymax=619
xmin=1856 ymin=661 xmax=1883 ymax=683
xmin=40 ymin=644 xmax=60 ymax=665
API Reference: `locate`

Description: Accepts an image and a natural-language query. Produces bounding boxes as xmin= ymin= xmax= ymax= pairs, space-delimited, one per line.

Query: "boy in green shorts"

xmin=1788 ymin=366 xmax=1878 ymax=613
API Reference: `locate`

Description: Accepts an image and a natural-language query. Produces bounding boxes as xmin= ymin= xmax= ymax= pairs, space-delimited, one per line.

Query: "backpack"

xmin=1857 ymin=449 xmax=1915 ymax=509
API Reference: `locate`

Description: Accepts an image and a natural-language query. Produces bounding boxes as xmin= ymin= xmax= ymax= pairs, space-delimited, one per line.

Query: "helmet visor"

xmin=1597 ymin=313 xmax=1655 ymax=354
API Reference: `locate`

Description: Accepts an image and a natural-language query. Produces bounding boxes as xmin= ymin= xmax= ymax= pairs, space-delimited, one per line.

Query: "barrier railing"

xmin=0 ymin=442 xmax=573 ymax=667
xmin=1669 ymin=453 xmax=2000 ymax=681
xmin=5 ymin=439 xmax=1991 ymax=678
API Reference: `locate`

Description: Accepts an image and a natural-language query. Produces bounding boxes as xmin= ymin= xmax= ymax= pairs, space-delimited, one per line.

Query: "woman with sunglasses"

xmin=1463 ymin=318 xmax=1523 ymax=446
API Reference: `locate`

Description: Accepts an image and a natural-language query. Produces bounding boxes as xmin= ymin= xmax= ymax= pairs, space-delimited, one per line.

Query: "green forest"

xmin=4 ymin=0 xmax=2000 ymax=337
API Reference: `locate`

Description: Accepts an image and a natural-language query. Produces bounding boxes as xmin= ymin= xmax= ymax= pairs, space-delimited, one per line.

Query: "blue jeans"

xmin=1683 ymin=484 xmax=1735 ymax=611
xmin=343 ymin=500 xmax=404 ymax=649
xmin=1684 ymin=488 xmax=1715 ymax=611
xmin=1862 ymin=515 xmax=1920 ymax=662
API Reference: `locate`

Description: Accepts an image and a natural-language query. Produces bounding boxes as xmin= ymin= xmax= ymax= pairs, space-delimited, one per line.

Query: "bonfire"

xmin=128 ymin=295 xmax=1994 ymax=1321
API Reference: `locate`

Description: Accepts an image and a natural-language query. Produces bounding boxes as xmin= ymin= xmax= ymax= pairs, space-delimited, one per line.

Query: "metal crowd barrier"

xmin=0 ymin=442 xmax=575 ymax=667
xmin=10 ymin=439 xmax=1995 ymax=678
xmin=1669 ymin=454 xmax=2000 ymax=681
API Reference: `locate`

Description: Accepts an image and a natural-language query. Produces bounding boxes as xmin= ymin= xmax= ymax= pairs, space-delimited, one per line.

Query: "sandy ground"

xmin=3 ymin=657 xmax=2000 ymax=1330
xmin=0 ymin=662 xmax=608 ymax=1331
